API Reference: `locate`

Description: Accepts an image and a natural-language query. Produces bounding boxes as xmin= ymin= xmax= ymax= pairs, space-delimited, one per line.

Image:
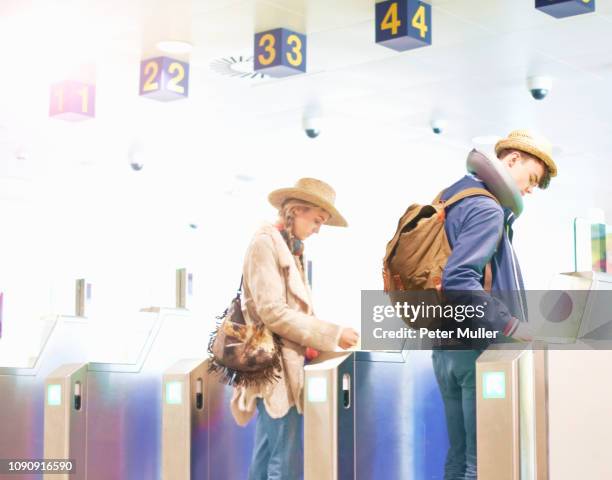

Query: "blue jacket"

xmin=441 ymin=174 xmax=527 ymax=334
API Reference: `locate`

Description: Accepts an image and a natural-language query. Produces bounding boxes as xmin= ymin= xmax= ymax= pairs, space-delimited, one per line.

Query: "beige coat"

xmin=230 ymin=223 xmax=343 ymax=425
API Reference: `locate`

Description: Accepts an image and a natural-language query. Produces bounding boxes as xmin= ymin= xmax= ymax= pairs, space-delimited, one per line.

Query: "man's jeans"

xmin=248 ymin=399 xmax=303 ymax=480
xmin=432 ymin=350 xmax=481 ymax=480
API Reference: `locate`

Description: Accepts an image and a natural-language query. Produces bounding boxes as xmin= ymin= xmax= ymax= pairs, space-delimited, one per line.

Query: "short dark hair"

xmin=498 ymin=148 xmax=551 ymax=189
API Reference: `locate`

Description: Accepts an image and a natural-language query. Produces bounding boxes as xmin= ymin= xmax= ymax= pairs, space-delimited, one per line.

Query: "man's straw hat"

xmin=495 ymin=130 xmax=557 ymax=177
xmin=268 ymin=178 xmax=348 ymax=227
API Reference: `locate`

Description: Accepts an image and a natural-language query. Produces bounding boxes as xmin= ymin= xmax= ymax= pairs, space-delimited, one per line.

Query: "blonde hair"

xmin=276 ymin=198 xmax=321 ymax=271
xmin=278 ymin=198 xmax=317 ymax=232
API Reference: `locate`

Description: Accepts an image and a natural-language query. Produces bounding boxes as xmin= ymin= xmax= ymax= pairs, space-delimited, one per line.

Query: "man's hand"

xmin=511 ymin=321 xmax=534 ymax=342
xmin=338 ymin=328 xmax=360 ymax=349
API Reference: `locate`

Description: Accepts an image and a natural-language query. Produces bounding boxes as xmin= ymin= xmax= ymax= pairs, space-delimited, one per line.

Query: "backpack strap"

xmin=432 ymin=189 xmax=445 ymax=204
xmin=438 ymin=187 xmax=499 ymax=208
xmin=484 ymin=263 xmax=493 ymax=293
xmin=436 ymin=187 xmax=499 ymax=293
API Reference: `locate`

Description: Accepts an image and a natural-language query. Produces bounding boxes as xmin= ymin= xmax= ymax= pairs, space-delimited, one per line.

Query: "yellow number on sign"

xmin=76 ymin=86 xmax=89 ymax=113
xmin=258 ymin=33 xmax=276 ymax=66
xmin=143 ymin=61 xmax=159 ymax=92
xmin=412 ymin=5 xmax=428 ymax=39
xmin=381 ymin=2 xmax=401 ymax=36
xmin=55 ymin=88 xmax=64 ymax=112
xmin=286 ymin=34 xmax=303 ymax=67
xmin=167 ymin=62 xmax=185 ymax=94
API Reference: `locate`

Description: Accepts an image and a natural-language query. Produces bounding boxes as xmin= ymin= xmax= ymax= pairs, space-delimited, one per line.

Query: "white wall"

xmin=0 ymin=118 xmax=609 ymax=346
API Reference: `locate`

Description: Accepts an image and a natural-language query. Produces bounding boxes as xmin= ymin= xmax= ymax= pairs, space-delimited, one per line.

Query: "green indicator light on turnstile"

xmin=307 ymin=377 xmax=327 ymax=403
xmin=165 ymin=381 xmax=183 ymax=405
xmin=483 ymin=371 xmax=506 ymax=399
xmin=47 ymin=384 xmax=62 ymax=406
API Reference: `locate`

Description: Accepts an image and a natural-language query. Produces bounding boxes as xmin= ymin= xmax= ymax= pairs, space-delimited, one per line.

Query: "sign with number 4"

xmin=375 ymin=0 xmax=432 ymax=51
xmin=535 ymin=0 xmax=594 ymax=18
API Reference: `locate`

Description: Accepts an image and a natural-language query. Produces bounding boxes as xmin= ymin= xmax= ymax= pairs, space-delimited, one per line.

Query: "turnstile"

xmin=476 ymin=347 xmax=548 ymax=480
xmin=39 ymin=354 xmax=255 ymax=480
xmin=477 ymin=346 xmax=612 ymax=480
xmin=304 ymin=350 xmax=447 ymax=480
xmin=44 ymin=363 xmax=88 ymax=480
xmin=476 ymin=272 xmax=612 ymax=479
xmin=159 ymin=358 xmax=255 ymax=480
xmin=0 ymin=268 xmax=255 ymax=479
xmin=37 ymin=310 xmax=254 ymax=480
xmin=0 ymin=315 xmax=89 ymax=480
xmin=162 ymin=359 xmax=208 ymax=480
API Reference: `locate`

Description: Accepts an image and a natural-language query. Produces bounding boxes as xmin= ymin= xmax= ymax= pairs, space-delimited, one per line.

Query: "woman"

xmin=231 ymin=177 xmax=360 ymax=480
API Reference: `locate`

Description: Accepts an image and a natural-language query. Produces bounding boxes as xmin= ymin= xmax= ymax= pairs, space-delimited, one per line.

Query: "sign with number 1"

xmin=49 ymin=80 xmax=96 ymax=121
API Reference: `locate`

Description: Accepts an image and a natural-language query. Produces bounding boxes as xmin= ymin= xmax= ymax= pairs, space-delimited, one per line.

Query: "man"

xmin=433 ymin=130 xmax=557 ymax=479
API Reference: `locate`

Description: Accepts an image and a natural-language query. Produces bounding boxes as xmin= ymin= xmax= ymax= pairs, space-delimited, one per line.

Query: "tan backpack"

xmin=383 ymin=188 xmax=499 ymax=298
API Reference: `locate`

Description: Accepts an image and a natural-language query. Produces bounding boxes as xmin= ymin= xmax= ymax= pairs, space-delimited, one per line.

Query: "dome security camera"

xmin=430 ymin=119 xmax=447 ymax=135
xmin=302 ymin=116 xmax=321 ymax=139
xmin=128 ymin=144 xmax=145 ymax=171
xmin=527 ymin=76 xmax=552 ymax=100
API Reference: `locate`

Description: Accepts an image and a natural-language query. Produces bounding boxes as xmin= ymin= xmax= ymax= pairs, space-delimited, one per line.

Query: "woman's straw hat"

xmin=268 ymin=178 xmax=348 ymax=227
xmin=495 ymin=130 xmax=557 ymax=177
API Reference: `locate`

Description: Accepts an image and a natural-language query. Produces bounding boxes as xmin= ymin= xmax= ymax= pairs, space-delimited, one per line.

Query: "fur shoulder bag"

xmin=208 ymin=277 xmax=283 ymax=387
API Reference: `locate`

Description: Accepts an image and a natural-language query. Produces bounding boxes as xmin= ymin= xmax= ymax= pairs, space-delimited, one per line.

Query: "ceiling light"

xmin=235 ymin=174 xmax=255 ymax=182
xmin=156 ymin=40 xmax=193 ymax=55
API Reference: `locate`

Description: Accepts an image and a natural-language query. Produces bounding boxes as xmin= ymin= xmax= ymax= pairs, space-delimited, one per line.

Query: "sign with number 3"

xmin=254 ymin=28 xmax=307 ymax=77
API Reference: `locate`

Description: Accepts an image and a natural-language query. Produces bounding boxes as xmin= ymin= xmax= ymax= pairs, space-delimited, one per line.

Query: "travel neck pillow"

xmin=466 ymin=148 xmax=523 ymax=217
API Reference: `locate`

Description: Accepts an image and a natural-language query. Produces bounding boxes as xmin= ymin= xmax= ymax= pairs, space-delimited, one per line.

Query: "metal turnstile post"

xmin=43 ymin=363 xmax=88 ymax=480
xmin=304 ymin=352 xmax=354 ymax=480
xmin=161 ymin=359 xmax=208 ymax=480
xmin=476 ymin=346 xmax=548 ymax=480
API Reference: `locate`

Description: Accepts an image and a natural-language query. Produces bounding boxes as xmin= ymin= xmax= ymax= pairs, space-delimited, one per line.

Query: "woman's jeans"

xmin=432 ymin=350 xmax=481 ymax=480
xmin=248 ymin=399 xmax=303 ymax=480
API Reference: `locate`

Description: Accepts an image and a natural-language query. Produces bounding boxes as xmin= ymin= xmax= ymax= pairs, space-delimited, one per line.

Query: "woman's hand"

xmin=338 ymin=328 xmax=360 ymax=349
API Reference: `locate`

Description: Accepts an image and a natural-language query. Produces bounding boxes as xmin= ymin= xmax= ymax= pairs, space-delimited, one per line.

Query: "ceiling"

xmin=0 ymin=0 xmax=610 ymax=219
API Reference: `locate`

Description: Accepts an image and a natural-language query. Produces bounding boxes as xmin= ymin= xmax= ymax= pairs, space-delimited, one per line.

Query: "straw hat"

xmin=495 ymin=130 xmax=557 ymax=177
xmin=268 ymin=178 xmax=348 ymax=227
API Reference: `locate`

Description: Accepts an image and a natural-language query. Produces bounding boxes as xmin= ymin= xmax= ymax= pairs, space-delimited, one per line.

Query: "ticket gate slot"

xmin=162 ymin=359 xmax=208 ymax=480
xmin=304 ymin=352 xmax=354 ymax=480
xmin=75 ymin=279 xmax=93 ymax=318
xmin=175 ymin=268 xmax=194 ymax=310
xmin=44 ymin=363 xmax=88 ymax=480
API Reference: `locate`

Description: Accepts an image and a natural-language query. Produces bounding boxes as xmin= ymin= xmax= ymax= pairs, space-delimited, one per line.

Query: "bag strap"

xmin=484 ymin=263 xmax=493 ymax=293
xmin=237 ymin=276 xmax=243 ymax=295
xmin=436 ymin=187 xmax=499 ymax=208
xmin=432 ymin=189 xmax=445 ymax=204
xmin=436 ymin=188 xmax=499 ymax=293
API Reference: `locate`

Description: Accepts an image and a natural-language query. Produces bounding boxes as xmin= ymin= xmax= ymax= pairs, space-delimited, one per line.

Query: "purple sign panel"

xmin=49 ymin=80 xmax=96 ymax=121
xmin=139 ymin=56 xmax=190 ymax=101
xmin=254 ymin=28 xmax=307 ymax=77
